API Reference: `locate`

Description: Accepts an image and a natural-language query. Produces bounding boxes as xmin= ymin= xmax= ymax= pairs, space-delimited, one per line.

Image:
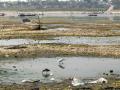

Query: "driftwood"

xmin=4 ymin=45 xmax=27 ymax=49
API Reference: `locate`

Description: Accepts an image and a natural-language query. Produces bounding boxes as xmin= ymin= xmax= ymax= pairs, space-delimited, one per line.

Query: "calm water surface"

xmin=1 ymin=36 xmax=120 ymax=46
xmin=0 ymin=57 xmax=120 ymax=83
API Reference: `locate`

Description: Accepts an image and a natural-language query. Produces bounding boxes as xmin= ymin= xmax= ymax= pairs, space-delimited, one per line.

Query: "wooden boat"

xmin=88 ymin=14 xmax=98 ymax=16
xmin=25 ymin=22 xmax=41 ymax=30
xmin=18 ymin=13 xmax=36 ymax=17
xmin=0 ymin=13 xmax=5 ymax=16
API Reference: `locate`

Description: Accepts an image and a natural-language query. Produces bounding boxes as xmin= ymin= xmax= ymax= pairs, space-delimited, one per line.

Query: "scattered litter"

xmin=50 ymin=72 xmax=53 ymax=76
xmin=50 ymin=78 xmax=55 ymax=81
xmin=21 ymin=79 xmax=40 ymax=83
xmin=89 ymin=77 xmax=108 ymax=84
xmin=71 ymin=77 xmax=84 ymax=86
xmin=21 ymin=79 xmax=32 ymax=83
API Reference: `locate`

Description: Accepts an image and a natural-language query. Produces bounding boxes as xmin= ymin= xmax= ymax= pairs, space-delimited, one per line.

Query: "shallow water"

xmin=0 ymin=39 xmax=39 ymax=46
xmin=1 ymin=36 xmax=120 ymax=46
xmin=52 ymin=36 xmax=120 ymax=45
xmin=3 ymin=12 xmax=120 ymax=23
xmin=0 ymin=57 xmax=120 ymax=83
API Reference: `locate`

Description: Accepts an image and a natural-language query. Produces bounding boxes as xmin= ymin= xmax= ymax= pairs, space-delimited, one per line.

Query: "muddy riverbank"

xmin=0 ymin=78 xmax=120 ymax=90
xmin=1 ymin=23 xmax=120 ymax=40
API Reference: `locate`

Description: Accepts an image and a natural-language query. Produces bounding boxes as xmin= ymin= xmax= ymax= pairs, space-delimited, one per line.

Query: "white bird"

xmin=58 ymin=58 xmax=65 ymax=69
xmin=58 ymin=58 xmax=64 ymax=64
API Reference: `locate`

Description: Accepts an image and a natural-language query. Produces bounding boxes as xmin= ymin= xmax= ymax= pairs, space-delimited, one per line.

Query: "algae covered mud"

xmin=0 ymin=13 xmax=120 ymax=89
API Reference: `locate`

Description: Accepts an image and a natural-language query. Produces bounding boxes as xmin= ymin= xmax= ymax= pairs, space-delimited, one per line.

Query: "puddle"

xmin=47 ymin=28 xmax=70 ymax=31
xmin=0 ymin=57 xmax=120 ymax=83
xmin=111 ymin=30 xmax=120 ymax=33
xmin=49 ymin=36 xmax=120 ymax=45
xmin=1 ymin=36 xmax=120 ymax=46
xmin=42 ymin=36 xmax=120 ymax=45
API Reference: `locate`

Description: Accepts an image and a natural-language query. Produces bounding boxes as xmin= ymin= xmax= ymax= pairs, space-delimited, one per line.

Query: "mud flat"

xmin=0 ymin=43 xmax=120 ymax=58
xmin=0 ymin=22 xmax=120 ymax=40
xmin=1 ymin=27 xmax=120 ymax=40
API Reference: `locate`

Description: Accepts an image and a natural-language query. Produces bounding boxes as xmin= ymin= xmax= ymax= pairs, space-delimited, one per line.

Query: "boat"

xmin=88 ymin=13 xmax=98 ymax=16
xmin=0 ymin=13 xmax=5 ymax=16
xmin=21 ymin=20 xmax=41 ymax=30
xmin=87 ymin=3 xmax=114 ymax=17
xmin=25 ymin=23 xmax=41 ymax=30
xmin=30 ymin=24 xmax=41 ymax=30
xmin=18 ymin=13 xmax=36 ymax=17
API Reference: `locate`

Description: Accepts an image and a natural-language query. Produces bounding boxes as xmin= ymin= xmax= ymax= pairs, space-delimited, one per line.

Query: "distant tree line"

xmin=0 ymin=0 xmax=120 ymax=11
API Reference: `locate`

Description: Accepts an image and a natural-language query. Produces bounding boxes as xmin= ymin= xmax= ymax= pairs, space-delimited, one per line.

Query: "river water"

xmin=0 ymin=57 xmax=120 ymax=84
xmin=1 ymin=36 xmax=120 ymax=46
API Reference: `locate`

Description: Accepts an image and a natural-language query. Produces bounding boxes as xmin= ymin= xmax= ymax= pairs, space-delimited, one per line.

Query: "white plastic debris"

xmin=71 ymin=77 xmax=84 ymax=86
xmin=21 ymin=79 xmax=31 ymax=83
xmin=89 ymin=77 xmax=108 ymax=84
xmin=21 ymin=79 xmax=40 ymax=83
xmin=50 ymin=78 xmax=55 ymax=81
xmin=97 ymin=77 xmax=108 ymax=83
xmin=50 ymin=72 xmax=53 ymax=76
